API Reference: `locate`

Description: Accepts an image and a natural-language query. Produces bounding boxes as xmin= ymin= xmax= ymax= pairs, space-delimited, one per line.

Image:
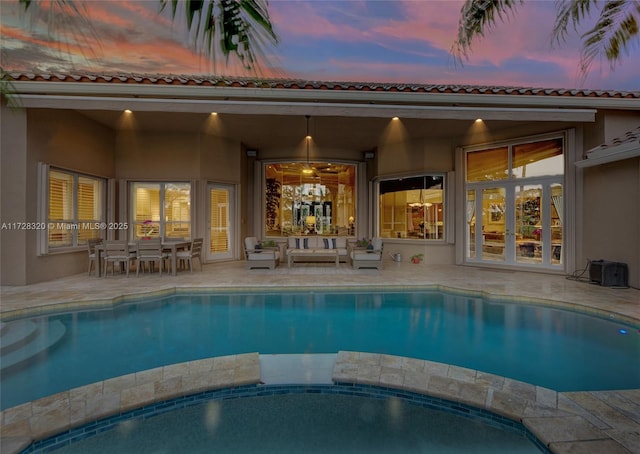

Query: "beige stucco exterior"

xmin=1 ymin=76 xmax=638 ymax=288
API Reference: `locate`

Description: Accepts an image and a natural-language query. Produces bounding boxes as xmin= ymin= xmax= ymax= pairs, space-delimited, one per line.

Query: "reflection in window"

xmin=379 ymin=175 xmax=445 ymax=240
xmin=466 ymin=147 xmax=508 ymax=182
xmin=131 ymin=182 xmax=191 ymax=239
xmin=264 ymin=162 xmax=356 ymax=236
xmin=513 ymin=139 xmax=563 ymax=178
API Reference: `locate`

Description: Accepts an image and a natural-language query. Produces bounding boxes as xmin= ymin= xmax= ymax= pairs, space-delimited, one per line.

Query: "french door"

xmin=466 ymin=180 xmax=563 ymax=268
xmin=464 ymin=136 xmax=565 ymax=270
xmin=206 ymin=184 xmax=235 ymax=261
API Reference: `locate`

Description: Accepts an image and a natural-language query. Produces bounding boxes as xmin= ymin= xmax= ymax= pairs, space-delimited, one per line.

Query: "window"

xmin=47 ymin=168 xmax=104 ymax=248
xmin=130 ymin=182 xmax=191 ymax=239
xmin=264 ymin=162 xmax=356 ymax=236
xmin=378 ymin=175 xmax=445 ymax=240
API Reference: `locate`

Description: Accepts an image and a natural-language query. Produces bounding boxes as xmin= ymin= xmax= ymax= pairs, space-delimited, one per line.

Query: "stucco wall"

xmin=1 ymin=103 xmax=28 ymax=285
xmin=22 ymin=109 xmax=115 ymax=285
xmin=579 ymin=111 xmax=640 ymax=289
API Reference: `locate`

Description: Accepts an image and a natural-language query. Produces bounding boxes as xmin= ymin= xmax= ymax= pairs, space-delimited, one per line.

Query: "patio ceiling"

xmin=76 ymin=109 xmax=561 ymax=151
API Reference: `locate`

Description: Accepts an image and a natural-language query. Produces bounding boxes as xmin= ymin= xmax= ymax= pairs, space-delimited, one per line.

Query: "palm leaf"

xmin=451 ymin=0 xmax=523 ymax=62
xmin=579 ymin=0 xmax=640 ymax=74
xmin=552 ymin=0 xmax=598 ymax=44
xmin=160 ymin=0 xmax=278 ymax=72
xmin=18 ymin=0 xmax=102 ymax=65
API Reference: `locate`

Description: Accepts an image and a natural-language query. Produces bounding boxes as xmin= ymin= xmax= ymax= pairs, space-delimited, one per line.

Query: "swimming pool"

xmin=1 ymin=289 xmax=639 ymax=410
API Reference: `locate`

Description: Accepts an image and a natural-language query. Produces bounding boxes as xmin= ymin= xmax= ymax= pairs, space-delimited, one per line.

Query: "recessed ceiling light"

xmin=475 ymin=118 xmax=483 ymax=123
xmin=124 ymin=109 xmax=132 ymax=113
xmin=211 ymin=112 xmax=218 ymax=116
xmin=392 ymin=116 xmax=399 ymax=121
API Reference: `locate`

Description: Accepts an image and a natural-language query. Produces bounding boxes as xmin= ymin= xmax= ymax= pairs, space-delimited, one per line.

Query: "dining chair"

xmin=176 ymin=238 xmax=203 ymax=272
xmin=102 ymin=240 xmax=136 ymax=277
xmin=87 ymin=238 xmax=103 ymax=276
xmin=136 ymin=239 xmax=169 ymax=276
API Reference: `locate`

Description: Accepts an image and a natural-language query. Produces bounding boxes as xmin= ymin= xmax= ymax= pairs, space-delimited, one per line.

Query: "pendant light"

xmin=302 ymin=115 xmax=313 ymax=174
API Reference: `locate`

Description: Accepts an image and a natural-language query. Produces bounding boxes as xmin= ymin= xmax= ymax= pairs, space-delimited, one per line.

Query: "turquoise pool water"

xmin=1 ymin=290 xmax=639 ymax=410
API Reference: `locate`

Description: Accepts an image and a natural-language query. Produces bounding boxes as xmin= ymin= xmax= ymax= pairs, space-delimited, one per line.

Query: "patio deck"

xmin=1 ymin=260 xmax=639 ymax=453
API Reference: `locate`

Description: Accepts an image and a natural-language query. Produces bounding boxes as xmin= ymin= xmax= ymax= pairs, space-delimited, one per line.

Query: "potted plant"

xmin=410 ymin=253 xmax=424 ymax=264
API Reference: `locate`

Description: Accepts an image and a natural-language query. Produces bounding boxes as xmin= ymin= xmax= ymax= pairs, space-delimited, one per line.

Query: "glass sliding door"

xmin=207 ymin=184 xmax=234 ymax=261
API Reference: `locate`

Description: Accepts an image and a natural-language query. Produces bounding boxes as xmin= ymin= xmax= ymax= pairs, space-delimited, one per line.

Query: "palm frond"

xmin=552 ymin=0 xmax=598 ymax=45
xmin=0 ymin=68 xmax=21 ymax=109
xmin=579 ymin=0 xmax=639 ymax=75
xmin=451 ymin=0 xmax=523 ymax=62
xmin=18 ymin=0 xmax=102 ymax=66
xmin=161 ymin=0 xmax=278 ymax=72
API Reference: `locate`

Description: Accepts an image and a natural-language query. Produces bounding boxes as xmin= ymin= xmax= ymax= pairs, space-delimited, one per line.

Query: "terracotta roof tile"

xmin=6 ymin=71 xmax=640 ymax=98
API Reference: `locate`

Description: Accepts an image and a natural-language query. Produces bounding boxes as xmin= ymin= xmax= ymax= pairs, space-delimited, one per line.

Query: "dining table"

xmin=95 ymin=240 xmax=192 ymax=277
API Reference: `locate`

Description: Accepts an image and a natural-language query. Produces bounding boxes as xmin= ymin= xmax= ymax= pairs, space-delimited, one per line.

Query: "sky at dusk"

xmin=1 ymin=0 xmax=639 ymax=91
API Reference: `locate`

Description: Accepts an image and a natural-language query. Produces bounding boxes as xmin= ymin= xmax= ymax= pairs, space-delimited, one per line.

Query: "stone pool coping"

xmin=2 ymin=352 xmax=638 ymax=454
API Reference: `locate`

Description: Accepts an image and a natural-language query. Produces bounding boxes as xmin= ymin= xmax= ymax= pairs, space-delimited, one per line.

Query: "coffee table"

xmin=288 ymin=249 xmax=339 ymax=268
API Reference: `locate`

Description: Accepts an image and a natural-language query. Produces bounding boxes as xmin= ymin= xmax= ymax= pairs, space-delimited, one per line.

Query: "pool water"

xmin=50 ymin=394 xmax=542 ymax=454
xmin=1 ymin=290 xmax=639 ymax=410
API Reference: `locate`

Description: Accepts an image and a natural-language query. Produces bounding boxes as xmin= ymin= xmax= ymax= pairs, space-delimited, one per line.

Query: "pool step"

xmin=0 ymin=319 xmax=66 ymax=371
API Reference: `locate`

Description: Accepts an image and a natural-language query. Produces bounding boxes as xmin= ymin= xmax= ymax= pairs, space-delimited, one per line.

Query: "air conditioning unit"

xmin=589 ymin=260 xmax=629 ymax=287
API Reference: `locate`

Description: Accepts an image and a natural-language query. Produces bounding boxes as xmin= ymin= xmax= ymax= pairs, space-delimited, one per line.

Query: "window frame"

xmin=129 ymin=181 xmax=194 ymax=241
xmin=37 ymin=163 xmax=106 ymax=254
xmin=374 ymin=172 xmax=449 ymax=242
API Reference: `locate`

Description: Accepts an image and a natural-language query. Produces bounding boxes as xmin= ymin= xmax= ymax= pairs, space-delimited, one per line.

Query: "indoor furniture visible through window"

xmin=377 ymin=175 xmax=445 ymax=240
xmin=130 ymin=182 xmax=192 ymax=240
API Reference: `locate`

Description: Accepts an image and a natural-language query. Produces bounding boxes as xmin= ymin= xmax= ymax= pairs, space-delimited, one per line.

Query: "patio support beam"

xmin=15 ymin=95 xmax=596 ymax=122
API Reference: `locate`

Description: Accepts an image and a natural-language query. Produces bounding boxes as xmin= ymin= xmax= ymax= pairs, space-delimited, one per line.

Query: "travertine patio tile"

xmin=380 ymin=354 xmax=403 ymax=369
xmin=427 ymin=375 xmax=461 ymax=400
xmin=154 ymin=376 xmax=183 ymax=400
xmin=31 ymin=392 xmax=69 ymax=415
xmin=549 ymin=438 xmax=633 ymax=454
xmin=402 ymin=370 xmax=429 ymax=393
xmin=103 ymin=374 xmax=136 ymax=394
xmin=1 ymin=403 xmax=31 ymax=426
xmin=236 ymin=353 xmax=259 ymax=368
xmin=489 ymin=389 xmax=528 ymax=419
xmin=332 ymin=363 xmax=358 ymax=382
xmin=401 ymin=357 xmax=425 ymax=373
xmin=69 ymin=399 xmax=87 ymax=427
xmin=423 ymin=360 xmax=448 ymax=377
xmin=503 ymin=378 xmax=536 ymax=401
xmin=458 ymin=382 xmax=489 ymax=409
xmin=135 ymin=367 xmax=163 ymax=385
xmin=209 ymin=368 xmax=235 ymax=387
xmin=182 ymin=372 xmax=211 ymax=393
xmin=234 ymin=365 xmax=260 ymax=385
xmin=188 ymin=358 xmax=215 ymax=374
xmin=536 ymin=386 xmax=558 ymax=408
xmin=595 ymin=391 xmax=640 ymax=423
xmin=567 ymin=392 xmax=640 ymax=432
xmin=356 ymin=364 xmax=381 ymax=385
xmin=120 ymin=382 xmax=155 ymax=412
xmin=213 ymin=355 xmax=237 ymax=371
xmin=0 ymin=418 xmax=30 ymax=438
xmin=525 ymin=415 xmax=607 ymax=445
xmin=69 ymin=382 xmax=103 ymax=402
xmin=605 ymin=428 xmax=640 ymax=454
xmin=163 ymin=363 xmax=185 ymax=379
xmin=30 ymin=406 xmax=70 ymax=440
xmin=379 ymin=367 xmax=404 ymax=387
xmin=448 ymin=365 xmax=476 ymax=383
xmin=335 ymin=350 xmax=358 ymax=363
xmin=357 ymin=352 xmax=381 ymax=365
xmin=85 ymin=392 xmax=120 ymax=421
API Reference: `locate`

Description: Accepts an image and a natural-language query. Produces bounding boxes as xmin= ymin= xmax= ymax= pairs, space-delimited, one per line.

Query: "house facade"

xmin=1 ymin=73 xmax=639 ymax=287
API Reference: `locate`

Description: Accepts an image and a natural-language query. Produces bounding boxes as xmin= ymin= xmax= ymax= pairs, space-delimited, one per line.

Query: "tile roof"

xmin=591 ymin=126 xmax=640 ymax=152
xmin=7 ymin=71 xmax=640 ymax=99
